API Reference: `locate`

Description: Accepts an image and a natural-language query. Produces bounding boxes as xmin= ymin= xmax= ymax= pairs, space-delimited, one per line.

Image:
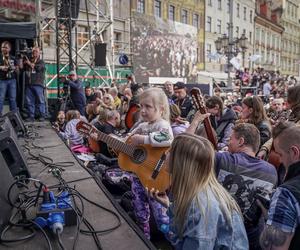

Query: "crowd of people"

xmin=2 ymin=39 xmax=300 ymax=249
xmin=132 ymin=19 xmax=198 ymax=83
xmin=48 ymin=68 xmax=300 ymax=250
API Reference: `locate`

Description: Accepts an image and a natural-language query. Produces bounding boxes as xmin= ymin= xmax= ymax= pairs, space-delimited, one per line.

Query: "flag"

xmin=249 ymin=54 xmax=262 ymax=62
xmin=230 ymin=57 xmax=241 ymax=70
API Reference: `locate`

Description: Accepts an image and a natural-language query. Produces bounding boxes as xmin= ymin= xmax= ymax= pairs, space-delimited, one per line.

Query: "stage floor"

xmin=1 ymin=121 xmax=155 ymax=250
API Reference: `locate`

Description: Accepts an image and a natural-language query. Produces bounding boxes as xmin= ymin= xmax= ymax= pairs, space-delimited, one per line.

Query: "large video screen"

xmin=132 ymin=13 xmax=198 ymax=83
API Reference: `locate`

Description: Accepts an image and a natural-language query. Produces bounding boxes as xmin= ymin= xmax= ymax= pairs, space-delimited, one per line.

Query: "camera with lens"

xmin=59 ymin=76 xmax=70 ymax=97
xmin=244 ymin=187 xmax=271 ymax=226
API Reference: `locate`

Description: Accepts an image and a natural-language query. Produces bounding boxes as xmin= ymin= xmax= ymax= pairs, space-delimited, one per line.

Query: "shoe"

xmin=25 ymin=117 xmax=34 ymax=122
xmin=38 ymin=117 xmax=45 ymax=122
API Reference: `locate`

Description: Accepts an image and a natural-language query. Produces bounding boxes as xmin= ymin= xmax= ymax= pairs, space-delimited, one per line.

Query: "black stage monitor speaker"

xmin=95 ymin=43 xmax=107 ymax=67
xmin=0 ymin=153 xmax=19 ymax=233
xmin=0 ymin=121 xmax=30 ymax=179
xmin=2 ymin=110 xmax=27 ymax=136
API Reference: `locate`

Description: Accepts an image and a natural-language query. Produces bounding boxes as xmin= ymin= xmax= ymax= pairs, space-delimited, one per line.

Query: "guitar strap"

xmin=215 ymin=121 xmax=230 ymax=141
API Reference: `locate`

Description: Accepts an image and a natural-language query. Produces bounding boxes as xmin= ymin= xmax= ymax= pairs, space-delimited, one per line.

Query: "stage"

xmin=0 ymin=121 xmax=155 ymax=250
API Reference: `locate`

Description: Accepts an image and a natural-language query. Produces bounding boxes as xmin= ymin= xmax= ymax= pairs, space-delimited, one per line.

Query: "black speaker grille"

xmin=95 ymin=43 xmax=107 ymax=67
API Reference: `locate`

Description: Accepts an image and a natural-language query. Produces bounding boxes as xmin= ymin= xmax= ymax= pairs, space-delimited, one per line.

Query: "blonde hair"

xmin=138 ymin=87 xmax=170 ymax=121
xmin=65 ymin=110 xmax=80 ymax=121
xmin=169 ymin=133 xmax=241 ymax=237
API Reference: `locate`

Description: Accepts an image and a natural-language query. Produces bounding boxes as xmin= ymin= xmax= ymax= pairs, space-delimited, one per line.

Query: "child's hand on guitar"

xmin=129 ymin=134 xmax=145 ymax=145
xmin=146 ymin=187 xmax=170 ymax=208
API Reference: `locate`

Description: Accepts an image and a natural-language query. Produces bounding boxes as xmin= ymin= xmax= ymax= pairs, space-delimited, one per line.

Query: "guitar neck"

xmin=191 ymin=88 xmax=218 ymax=150
xmin=96 ymin=130 xmax=135 ymax=157
xmin=202 ymin=117 xmax=218 ymax=150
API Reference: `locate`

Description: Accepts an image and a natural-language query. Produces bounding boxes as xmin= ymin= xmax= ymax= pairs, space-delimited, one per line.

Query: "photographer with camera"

xmin=23 ymin=46 xmax=46 ymax=122
xmin=63 ymin=70 xmax=86 ymax=116
xmin=0 ymin=41 xmax=18 ymax=116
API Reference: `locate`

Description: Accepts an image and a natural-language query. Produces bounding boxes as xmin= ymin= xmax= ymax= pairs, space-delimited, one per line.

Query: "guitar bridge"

xmin=151 ymin=152 xmax=167 ymax=179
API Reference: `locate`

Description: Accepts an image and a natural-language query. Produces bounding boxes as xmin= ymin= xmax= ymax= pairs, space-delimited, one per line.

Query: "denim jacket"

xmin=165 ymin=188 xmax=249 ymax=250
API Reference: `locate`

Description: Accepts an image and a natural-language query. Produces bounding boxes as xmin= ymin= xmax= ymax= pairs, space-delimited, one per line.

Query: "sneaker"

xmin=25 ymin=117 xmax=34 ymax=122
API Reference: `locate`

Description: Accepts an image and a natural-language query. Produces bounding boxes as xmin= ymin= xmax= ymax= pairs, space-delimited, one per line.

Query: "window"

xmin=137 ymin=0 xmax=145 ymax=14
xmin=266 ymin=32 xmax=270 ymax=46
xmin=227 ymin=0 xmax=230 ymax=13
xmin=237 ymin=3 xmax=240 ymax=17
xmin=249 ymin=31 xmax=252 ymax=44
xmin=250 ymin=10 xmax=253 ymax=23
xmin=206 ymin=16 xmax=212 ymax=32
xmin=78 ymin=26 xmax=88 ymax=47
xmin=261 ymin=30 xmax=265 ymax=44
xmin=169 ymin=5 xmax=175 ymax=21
xmin=181 ymin=9 xmax=188 ymax=24
xmin=43 ymin=27 xmax=51 ymax=47
xmin=114 ymin=32 xmax=122 ymax=50
xmin=193 ymin=13 xmax=199 ymax=28
xmin=207 ymin=43 xmax=212 ymax=62
xmin=243 ymin=29 xmax=246 ymax=35
xmin=255 ymin=27 xmax=260 ymax=42
xmin=218 ymin=0 xmax=222 ymax=10
xmin=208 ymin=0 xmax=212 ymax=6
xmin=154 ymin=0 xmax=161 ymax=18
xmin=236 ymin=26 xmax=239 ymax=37
xmin=243 ymin=7 xmax=247 ymax=20
xmin=217 ymin=19 xmax=222 ymax=34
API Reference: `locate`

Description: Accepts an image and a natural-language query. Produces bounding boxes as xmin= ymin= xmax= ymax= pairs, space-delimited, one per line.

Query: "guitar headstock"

xmin=76 ymin=120 xmax=98 ymax=139
xmin=190 ymin=88 xmax=206 ymax=114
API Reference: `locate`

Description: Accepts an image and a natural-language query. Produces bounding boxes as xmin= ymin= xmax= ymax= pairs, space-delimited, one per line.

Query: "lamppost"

xmin=238 ymin=33 xmax=248 ymax=68
xmin=214 ymin=33 xmax=248 ymax=87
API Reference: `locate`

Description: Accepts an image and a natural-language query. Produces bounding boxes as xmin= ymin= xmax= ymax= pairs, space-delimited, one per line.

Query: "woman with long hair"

xmin=150 ymin=134 xmax=248 ymax=249
xmin=240 ymin=96 xmax=271 ymax=148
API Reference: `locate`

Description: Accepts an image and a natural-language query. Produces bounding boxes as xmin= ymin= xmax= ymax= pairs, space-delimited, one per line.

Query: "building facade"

xmin=130 ymin=0 xmax=205 ymax=83
xmin=254 ymin=0 xmax=284 ymax=71
xmin=280 ymin=0 xmax=300 ymax=76
xmin=205 ymin=0 xmax=256 ymax=73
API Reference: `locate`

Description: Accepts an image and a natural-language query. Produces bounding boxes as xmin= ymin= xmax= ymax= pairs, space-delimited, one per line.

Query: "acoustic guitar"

xmin=125 ymin=103 xmax=140 ymax=130
xmin=190 ymin=88 xmax=218 ymax=150
xmin=76 ymin=121 xmax=170 ymax=191
xmin=267 ymin=144 xmax=281 ymax=169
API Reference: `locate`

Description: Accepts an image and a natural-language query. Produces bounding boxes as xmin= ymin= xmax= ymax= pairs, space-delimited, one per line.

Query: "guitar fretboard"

xmin=79 ymin=121 xmax=136 ymax=157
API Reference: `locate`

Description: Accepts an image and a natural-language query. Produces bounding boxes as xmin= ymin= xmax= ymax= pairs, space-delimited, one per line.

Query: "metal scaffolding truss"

xmin=39 ymin=0 xmax=115 ymax=97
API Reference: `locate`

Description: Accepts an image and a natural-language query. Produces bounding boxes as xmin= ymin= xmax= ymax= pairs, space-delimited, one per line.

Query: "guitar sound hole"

xmin=132 ymin=148 xmax=146 ymax=164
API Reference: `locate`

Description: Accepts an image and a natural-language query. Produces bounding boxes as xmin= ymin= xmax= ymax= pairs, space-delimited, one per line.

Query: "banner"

xmin=132 ymin=13 xmax=198 ymax=83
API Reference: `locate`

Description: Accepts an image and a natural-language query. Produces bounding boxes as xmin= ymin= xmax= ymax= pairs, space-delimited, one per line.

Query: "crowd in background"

xmin=49 ymin=67 xmax=300 ymax=250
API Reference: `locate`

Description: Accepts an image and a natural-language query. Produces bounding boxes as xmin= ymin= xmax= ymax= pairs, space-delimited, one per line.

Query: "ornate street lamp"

xmin=221 ymin=34 xmax=229 ymax=48
xmin=239 ymin=33 xmax=248 ymax=67
xmin=239 ymin=33 xmax=248 ymax=50
xmin=215 ymin=37 xmax=222 ymax=52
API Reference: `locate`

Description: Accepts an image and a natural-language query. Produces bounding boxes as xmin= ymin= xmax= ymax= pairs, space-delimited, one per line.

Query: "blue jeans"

xmin=25 ymin=85 xmax=46 ymax=118
xmin=0 ymin=78 xmax=17 ymax=116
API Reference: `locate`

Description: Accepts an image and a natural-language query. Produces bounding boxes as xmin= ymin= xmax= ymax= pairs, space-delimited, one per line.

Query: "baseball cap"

xmin=174 ymin=82 xmax=185 ymax=90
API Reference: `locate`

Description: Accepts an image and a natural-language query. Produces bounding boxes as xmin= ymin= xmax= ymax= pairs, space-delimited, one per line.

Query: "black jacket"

xmin=68 ymin=79 xmax=86 ymax=115
xmin=256 ymin=120 xmax=271 ymax=148
xmin=0 ymin=54 xmax=17 ymax=80
xmin=175 ymin=95 xmax=194 ymax=119
xmin=215 ymin=108 xmax=237 ymax=143
xmin=24 ymin=58 xmax=45 ymax=86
